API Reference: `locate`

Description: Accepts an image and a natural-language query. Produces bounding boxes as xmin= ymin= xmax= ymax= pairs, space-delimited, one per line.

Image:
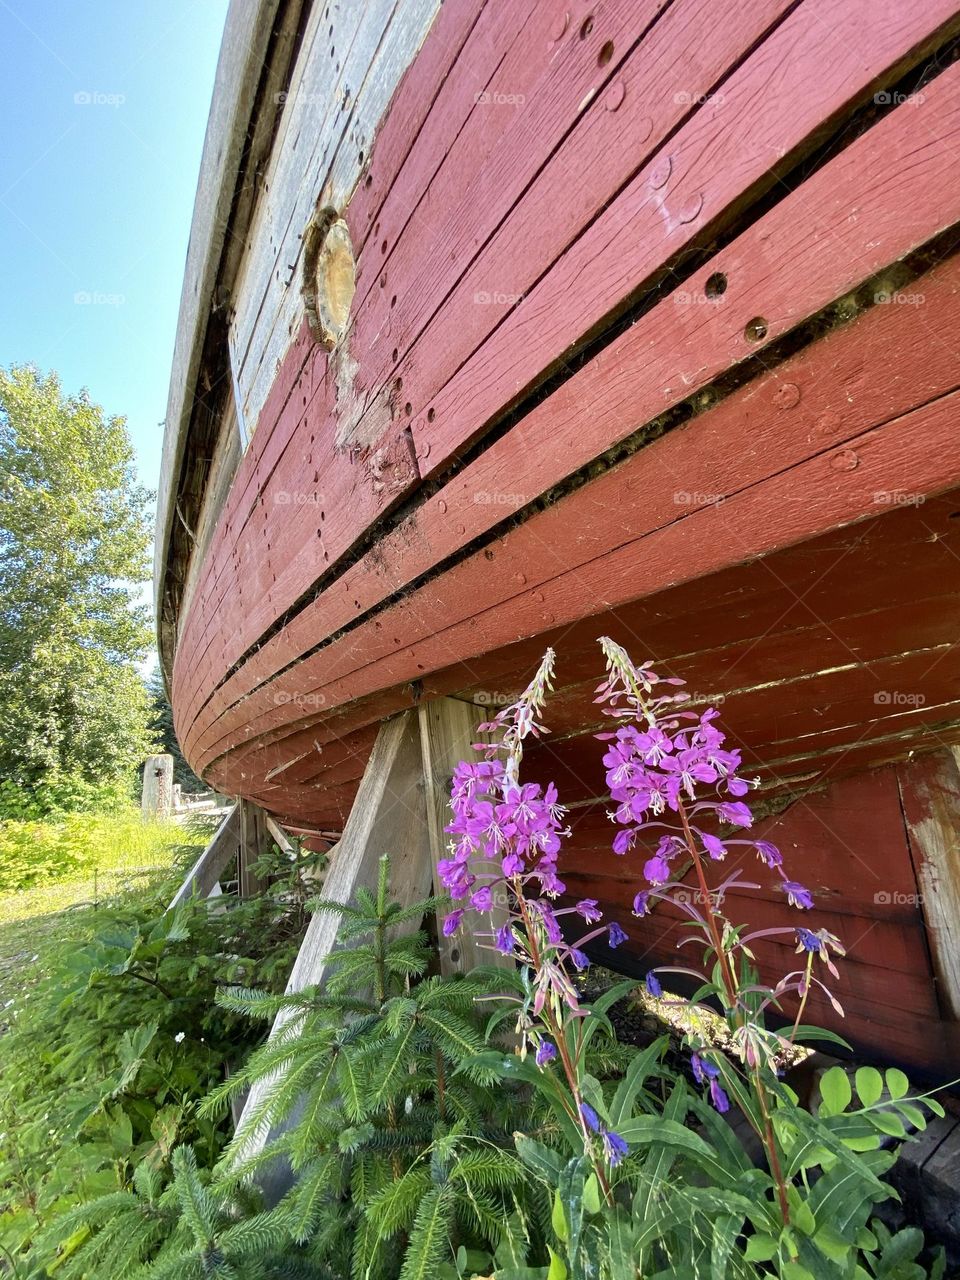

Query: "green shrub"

xmin=0 ymin=855 xmax=305 ymax=1266
xmin=0 ymin=809 xmax=180 ymax=892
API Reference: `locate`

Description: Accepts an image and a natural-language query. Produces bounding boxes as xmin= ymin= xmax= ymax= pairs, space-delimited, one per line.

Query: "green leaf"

xmin=814 ymin=1224 xmax=853 ymax=1261
xmin=744 ymin=1234 xmax=778 ymax=1262
xmin=885 ymin=1068 xmax=910 ymax=1100
xmin=855 ymin=1066 xmax=884 ymax=1107
xmin=818 ymin=1067 xmax=852 ymax=1117
xmin=869 ymin=1110 xmax=906 ymax=1139
xmin=546 ymin=1245 xmax=567 ymax=1280
xmin=551 ymin=1188 xmax=568 ymax=1244
xmin=582 ymin=1173 xmax=600 ymax=1216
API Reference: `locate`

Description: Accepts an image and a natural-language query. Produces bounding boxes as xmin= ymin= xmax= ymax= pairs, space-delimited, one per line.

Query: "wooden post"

xmin=898 ymin=749 xmax=960 ymax=1021
xmin=238 ymin=800 xmax=270 ymax=897
xmin=166 ymin=804 xmax=241 ymax=911
xmin=418 ymin=697 xmax=512 ymax=975
xmin=232 ymin=711 xmax=431 ymax=1185
xmin=141 ymin=754 xmax=174 ymax=819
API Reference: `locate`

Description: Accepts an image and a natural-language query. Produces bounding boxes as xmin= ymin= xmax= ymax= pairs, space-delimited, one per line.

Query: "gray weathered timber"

xmin=167 ymin=804 xmax=241 ymax=911
xmin=230 ymin=711 xmax=430 ymax=1187
xmin=418 ymin=697 xmax=513 ymax=975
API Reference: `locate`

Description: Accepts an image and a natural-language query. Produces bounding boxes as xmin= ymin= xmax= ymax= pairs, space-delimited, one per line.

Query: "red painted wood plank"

xmin=346 ymin=0 xmax=492 ymax=258
xmin=187 ymin=368 xmax=960 ymax=773
xmin=180 ymin=49 xmax=960 ymax=750
xmin=182 ymin=240 xmax=960 ymax=750
xmin=195 ymin=488 xmax=960 ymax=805
xmin=412 ymin=0 xmax=960 ymax=477
xmin=172 ymin=0 xmax=960 ymax=737
xmin=185 ymin=0 xmax=674 ymax=689
xmin=342 ymin=0 xmax=724 ymax=441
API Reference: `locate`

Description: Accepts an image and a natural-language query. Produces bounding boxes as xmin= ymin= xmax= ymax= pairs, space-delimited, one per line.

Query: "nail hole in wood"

xmin=427 ymin=407 xmax=436 ymax=423
xmin=597 ymin=39 xmax=614 ymax=66
xmin=744 ymin=316 xmax=768 ymax=343
xmin=705 ymin=272 xmax=727 ymax=299
xmin=580 ymin=15 xmax=594 ymax=38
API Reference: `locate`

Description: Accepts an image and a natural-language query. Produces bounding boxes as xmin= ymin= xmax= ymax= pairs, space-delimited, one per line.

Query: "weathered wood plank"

xmin=232 ymin=711 xmax=431 ymax=1167
xmin=231 ymin=0 xmax=441 ymax=439
xmin=189 ymin=365 xmax=960 ymax=775
xmin=167 ymin=804 xmax=241 ymax=911
xmin=179 ymin=46 xmax=960 ymax=759
xmin=182 ymin=227 xmax=960 ymax=755
xmin=238 ymin=799 xmax=269 ymax=897
xmin=182 ymin=0 xmax=960 ymax=692
xmin=418 ymin=697 xmax=511 ymax=974
xmin=898 ymin=750 xmax=960 ymax=1021
xmin=196 ymin=487 xmax=960 ymax=811
xmin=155 ymin=0 xmax=284 ymax=614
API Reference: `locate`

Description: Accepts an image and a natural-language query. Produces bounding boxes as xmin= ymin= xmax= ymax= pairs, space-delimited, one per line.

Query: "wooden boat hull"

xmin=157 ymin=0 xmax=960 ymax=1074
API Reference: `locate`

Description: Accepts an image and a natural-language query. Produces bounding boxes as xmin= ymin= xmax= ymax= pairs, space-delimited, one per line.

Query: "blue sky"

xmin=0 ymin=0 xmax=229 ymax=516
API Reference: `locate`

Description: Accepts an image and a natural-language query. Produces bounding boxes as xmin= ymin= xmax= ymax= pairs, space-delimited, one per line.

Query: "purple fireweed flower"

xmin=442 ymin=910 xmax=464 ymax=936
xmin=534 ymin=900 xmax=563 ymax=945
xmin=691 ymin=1052 xmax=719 ymax=1085
xmin=796 ymin=927 xmax=845 ymax=965
xmin=570 ymin=948 xmax=590 ymax=971
xmin=607 ymin=922 xmax=628 ymax=948
xmin=495 ymin=923 xmax=515 ymax=955
xmin=754 ymin=840 xmax=782 ymax=868
xmin=603 ymin=1129 xmax=629 ymax=1166
xmin=643 ymin=853 xmax=672 ymax=885
xmin=632 ymin=890 xmax=651 ymax=917
xmin=575 ymin=898 xmax=602 ymax=922
xmin=579 ymin=1102 xmax=601 ymax=1134
xmin=470 ymin=885 xmax=493 ymax=912
xmin=613 ymin=827 xmax=638 ymax=855
xmin=781 ymin=880 xmax=814 ymax=910
xmin=535 ymin=1040 xmax=557 ymax=1067
xmin=709 ymin=1079 xmax=730 ymax=1113
xmin=645 ymin=972 xmax=662 ymax=997
xmin=717 ymin=801 xmax=753 ymax=827
xmin=700 ymin=832 xmax=728 ymax=861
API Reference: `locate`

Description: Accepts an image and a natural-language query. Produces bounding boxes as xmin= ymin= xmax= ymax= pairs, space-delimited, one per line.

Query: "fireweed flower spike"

xmin=596 ymin=637 xmax=845 ymax=1228
xmin=438 ymin=649 xmax=627 ymax=1191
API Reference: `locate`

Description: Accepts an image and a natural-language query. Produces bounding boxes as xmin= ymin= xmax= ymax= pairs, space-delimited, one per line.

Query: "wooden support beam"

xmin=167 ymin=804 xmax=241 ymax=911
xmin=238 ymin=799 xmax=270 ymax=897
xmin=898 ymin=749 xmax=960 ymax=1021
xmin=418 ymin=697 xmax=512 ymax=975
xmin=232 ymin=711 xmax=430 ymax=1179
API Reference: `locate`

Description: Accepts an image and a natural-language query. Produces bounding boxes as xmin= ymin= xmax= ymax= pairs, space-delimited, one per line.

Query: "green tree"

xmin=0 ymin=364 xmax=154 ymax=815
xmin=147 ymin=665 xmax=203 ymax=790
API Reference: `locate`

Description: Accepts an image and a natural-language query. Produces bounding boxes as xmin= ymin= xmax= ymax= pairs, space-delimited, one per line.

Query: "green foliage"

xmin=7 ymin=858 xmax=949 ymax=1280
xmin=0 ymin=809 xmax=181 ymax=892
xmin=146 ymin=666 xmax=204 ymax=792
xmin=0 ymin=851 xmax=304 ymax=1269
xmin=497 ymin=1064 xmax=947 ymax=1280
xmin=0 ymin=364 xmax=154 ymax=813
xmin=207 ymin=856 xmax=542 ymax=1280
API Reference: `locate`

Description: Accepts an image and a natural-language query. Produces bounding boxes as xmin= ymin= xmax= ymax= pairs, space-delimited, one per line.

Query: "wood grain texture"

xmin=418 ymin=698 xmax=511 ymax=974
xmin=898 ymin=750 xmax=960 ymax=1021
xmin=176 ymin=45 xmax=960 ymax=755
xmin=167 ymin=805 xmax=240 ymax=910
xmin=232 ymin=712 xmax=432 ymax=1169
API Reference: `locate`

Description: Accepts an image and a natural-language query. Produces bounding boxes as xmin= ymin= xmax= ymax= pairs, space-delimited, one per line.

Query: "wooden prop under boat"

xmin=157 ymin=0 xmax=960 ymax=1076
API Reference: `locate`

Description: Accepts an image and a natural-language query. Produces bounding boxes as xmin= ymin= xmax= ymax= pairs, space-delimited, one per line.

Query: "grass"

xmin=0 ymin=812 xmax=190 ymax=1005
